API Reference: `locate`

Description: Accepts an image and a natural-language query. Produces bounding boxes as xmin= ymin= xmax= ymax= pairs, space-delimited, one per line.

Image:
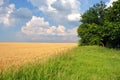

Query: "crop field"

xmin=0 ymin=43 xmax=77 ymax=70
xmin=1 ymin=46 xmax=120 ymax=80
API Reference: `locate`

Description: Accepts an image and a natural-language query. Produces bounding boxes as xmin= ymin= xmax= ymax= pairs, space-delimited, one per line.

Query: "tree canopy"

xmin=77 ymin=0 xmax=120 ymax=48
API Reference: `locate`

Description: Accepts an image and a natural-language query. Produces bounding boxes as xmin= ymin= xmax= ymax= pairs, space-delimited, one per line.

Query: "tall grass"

xmin=0 ymin=46 xmax=120 ymax=80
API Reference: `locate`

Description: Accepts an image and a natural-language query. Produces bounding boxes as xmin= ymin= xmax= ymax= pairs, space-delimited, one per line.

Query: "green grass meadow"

xmin=1 ymin=46 xmax=120 ymax=80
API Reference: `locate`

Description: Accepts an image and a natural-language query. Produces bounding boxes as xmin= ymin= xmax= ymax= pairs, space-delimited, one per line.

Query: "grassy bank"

xmin=0 ymin=46 xmax=120 ymax=80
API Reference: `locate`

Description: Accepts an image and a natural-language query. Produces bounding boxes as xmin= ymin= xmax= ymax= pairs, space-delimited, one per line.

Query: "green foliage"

xmin=81 ymin=1 xmax=106 ymax=25
xmin=77 ymin=0 xmax=120 ymax=48
xmin=1 ymin=46 xmax=120 ymax=80
xmin=101 ymin=22 xmax=120 ymax=48
xmin=78 ymin=24 xmax=102 ymax=46
xmin=106 ymin=0 xmax=120 ymax=22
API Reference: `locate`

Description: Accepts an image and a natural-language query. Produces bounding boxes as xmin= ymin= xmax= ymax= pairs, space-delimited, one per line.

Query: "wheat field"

xmin=0 ymin=43 xmax=77 ymax=70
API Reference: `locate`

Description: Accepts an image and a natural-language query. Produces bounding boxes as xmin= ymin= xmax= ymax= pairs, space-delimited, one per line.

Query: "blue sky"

xmin=0 ymin=0 xmax=116 ymax=42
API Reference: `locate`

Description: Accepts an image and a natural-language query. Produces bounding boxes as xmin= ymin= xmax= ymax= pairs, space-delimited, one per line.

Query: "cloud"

xmin=67 ymin=13 xmax=81 ymax=21
xmin=21 ymin=16 xmax=49 ymax=35
xmin=20 ymin=16 xmax=78 ymax=42
xmin=22 ymin=0 xmax=80 ymax=42
xmin=28 ymin=0 xmax=57 ymax=12
xmin=21 ymin=16 xmax=77 ymax=36
xmin=106 ymin=0 xmax=118 ymax=8
xmin=0 ymin=3 xmax=15 ymax=27
xmin=28 ymin=0 xmax=81 ymax=27
xmin=0 ymin=0 xmax=32 ymax=27
xmin=0 ymin=0 xmax=79 ymax=42
xmin=11 ymin=8 xmax=32 ymax=19
xmin=0 ymin=0 xmax=4 ymax=6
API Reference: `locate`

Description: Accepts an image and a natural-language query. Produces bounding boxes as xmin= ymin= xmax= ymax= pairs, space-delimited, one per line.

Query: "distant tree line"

xmin=77 ymin=0 xmax=120 ymax=48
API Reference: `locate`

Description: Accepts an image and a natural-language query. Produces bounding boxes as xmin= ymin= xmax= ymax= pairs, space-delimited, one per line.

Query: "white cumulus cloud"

xmin=20 ymin=16 xmax=78 ymax=42
xmin=0 ymin=0 xmax=4 ymax=6
xmin=0 ymin=0 xmax=32 ymax=27
xmin=21 ymin=16 xmax=49 ymax=35
xmin=28 ymin=0 xmax=81 ymax=27
xmin=0 ymin=3 xmax=15 ymax=27
xmin=21 ymin=16 xmax=77 ymax=36
xmin=67 ymin=13 xmax=81 ymax=21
